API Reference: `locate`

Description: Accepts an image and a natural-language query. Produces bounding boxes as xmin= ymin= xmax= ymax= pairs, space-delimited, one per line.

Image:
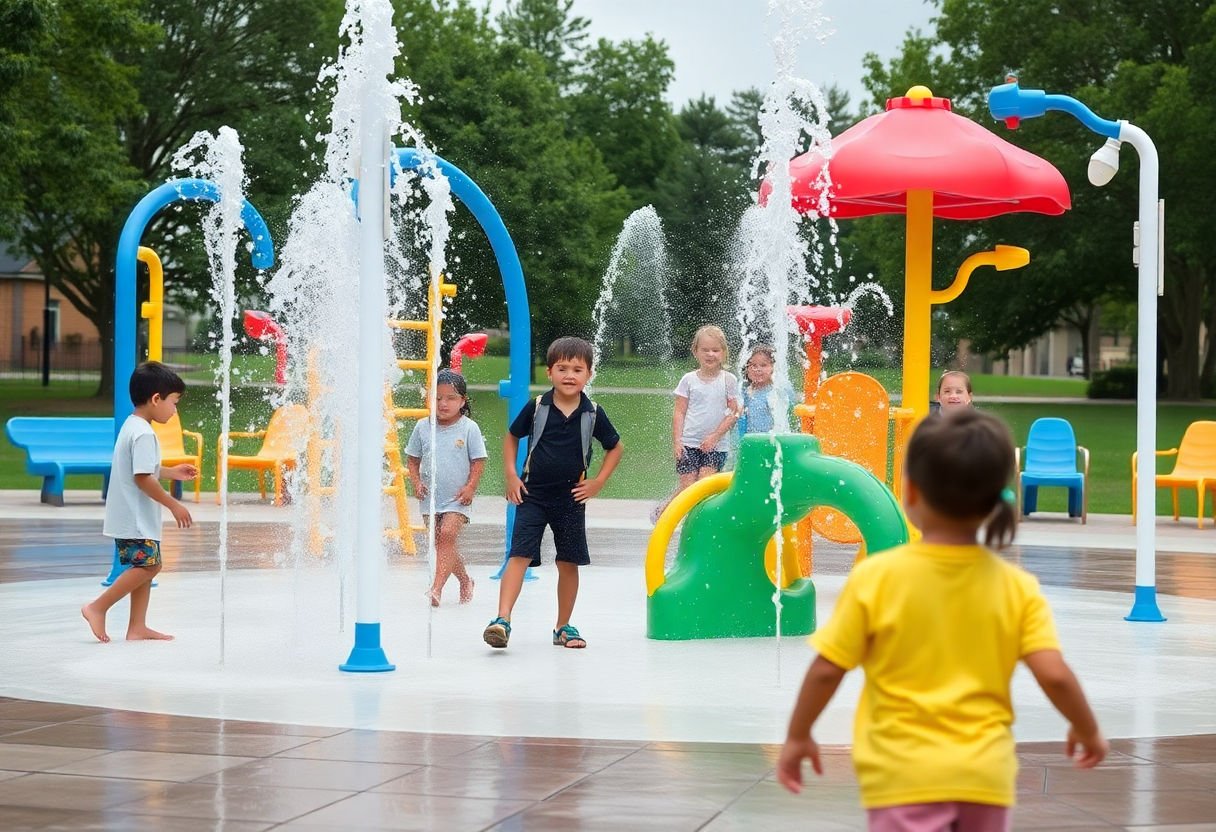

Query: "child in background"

xmin=738 ymin=344 xmax=790 ymax=435
xmin=777 ymin=408 xmax=1106 ymax=829
xmin=81 ymin=362 xmax=196 ymax=643
xmin=483 ymin=337 xmax=623 ymax=650
xmin=406 ymin=369 xmax=487 ymax=607
xmin=935 ymin=369 xmax=974 ymax=413
xmin=650 ymin=325 xmax=739 ymax=523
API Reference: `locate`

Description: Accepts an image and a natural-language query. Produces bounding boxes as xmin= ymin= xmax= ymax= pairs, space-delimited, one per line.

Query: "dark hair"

xmin=546 ymin=336 xmax=594 ymax=371
xmin=743 ymin=344 xmax=775 ymax=388
xmin=130 ymin=361 xmax=185 ymax=406
xmin=435 ymin=368 xmax=471 ymax=416
xmin=905 ymin=408 xmax=1017 ymax=549
xmin=936 ymin=370 xmax=973 ymax=395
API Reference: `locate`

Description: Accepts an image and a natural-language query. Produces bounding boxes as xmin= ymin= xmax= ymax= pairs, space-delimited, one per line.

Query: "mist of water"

xmin=729 ymin=0 xmax=841 ymax=682
xmin=261 ymin=0 xmax=450 ymax=652
xmin=591 ymin=205 xmax=673 ymax=388
xmin=171 ymin=125 xmax=250 ymax=666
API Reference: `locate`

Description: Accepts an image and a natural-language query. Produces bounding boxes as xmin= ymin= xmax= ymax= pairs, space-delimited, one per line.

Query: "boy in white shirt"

xmin=81 ymin=362 xmax=197 ymax=642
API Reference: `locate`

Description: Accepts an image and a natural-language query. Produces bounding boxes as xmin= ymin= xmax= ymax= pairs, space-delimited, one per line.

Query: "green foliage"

xmin=496 ymin=0 xmax=589 ymax=87
xmin=482 ymin=335 xmax=510 ymax=357
xmin=569 ymin=35 xmax=681 ymax=205
xmin=920 ymin=0 xmax=1216 ymax=400
xmin=653 ymin=96 xmax=751 ymax=349
xmin=393 ymin=0 xmax=630 ymax=365
xmin=856 ymin=0 xmax=1216 ymax=398
xmin=1 ymin=0 xmax=341 ymax=398
xmin=1088 ymin=365 xmax=1139 ymax=399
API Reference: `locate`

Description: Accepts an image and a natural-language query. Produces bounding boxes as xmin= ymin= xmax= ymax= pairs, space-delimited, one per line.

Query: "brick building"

xmin=0 ymin=248 xmax=101 ymax=371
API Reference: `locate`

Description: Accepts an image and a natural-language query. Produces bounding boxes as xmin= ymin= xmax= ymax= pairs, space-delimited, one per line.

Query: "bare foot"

xmin=81 ymin=604 xmax=109 ymax=643
xmin=424 ymin=589 xmax=440 ymax=608
xmin=459 ymin=579 xmax=474 ymax=604
xmin=126 ymin=627 xmax=174 ymax=641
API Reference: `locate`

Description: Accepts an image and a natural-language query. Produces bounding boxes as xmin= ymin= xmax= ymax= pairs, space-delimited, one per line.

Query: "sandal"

xmin=553 ymin=624 xmax=586 ymax=649
xmin=483 ymin=617 xmax=511 ymax=649
xmin=424 ymin=589 xmax=440 ymax=608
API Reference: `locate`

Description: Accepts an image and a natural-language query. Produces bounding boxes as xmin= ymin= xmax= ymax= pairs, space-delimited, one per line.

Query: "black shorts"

xmin=676 ymin=446 xmax=727 ymax=475
xmin=508 ymin=492 xmax=590 ymax=567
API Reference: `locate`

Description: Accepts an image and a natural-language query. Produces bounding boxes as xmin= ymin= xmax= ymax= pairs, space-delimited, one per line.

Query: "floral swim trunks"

xmin=116 ymin=538 xmax=161 ymax=568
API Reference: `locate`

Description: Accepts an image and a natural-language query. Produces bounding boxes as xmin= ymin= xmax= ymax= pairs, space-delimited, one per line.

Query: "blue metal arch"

xmin=391 ymin=149 xmax=533 ymax=578
xmin=391 ymin=149 xmax=532 ymax=423
xmin=114 ymin=178 xmax=275 ymax=427
xmin=105 ymin=179 xmax=274 ymax=587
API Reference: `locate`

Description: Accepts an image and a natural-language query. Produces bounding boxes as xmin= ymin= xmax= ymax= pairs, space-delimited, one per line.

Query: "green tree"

xmin=2 ymin=0 xmax=340 ymax=396
xmin=394 ymin=0 xmax=630 ymax=370
xmin=0 ymin=0 xmax=153 ymax=396
xmin=654 ymin=96 xmax=751 ymax=347
xmin=927 ymin=0 xmax=1216 ymax=398
xmin=496 ymin=0 xmax=589 ymax=88
xmin=569 ymin=36 xmax=681 ymax=205
xmin=0 ymin=0 xmax=55 ymax=229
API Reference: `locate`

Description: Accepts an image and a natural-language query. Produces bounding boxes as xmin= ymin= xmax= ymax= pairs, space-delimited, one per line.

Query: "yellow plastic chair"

xmin=217 ymin=404 xmax=309 ymax=505
xmin=808 ymin=372 xmax=892 ymax=550
xmin=1133 ymin=420 xmax=1216 ymax=529
xmin=152 ymin=412 xmax=204 ymax=502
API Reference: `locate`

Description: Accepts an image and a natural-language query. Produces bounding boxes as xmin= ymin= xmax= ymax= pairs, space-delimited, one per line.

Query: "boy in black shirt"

xmin=483 ymin=337 xmax=623 ymax=650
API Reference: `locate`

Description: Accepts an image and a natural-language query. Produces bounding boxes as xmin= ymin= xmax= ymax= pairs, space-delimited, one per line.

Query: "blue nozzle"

xmin=987 ymin=79 xmax=1121 ymax=139
xmin=988 ymin=80 xmax=1048 ymax=127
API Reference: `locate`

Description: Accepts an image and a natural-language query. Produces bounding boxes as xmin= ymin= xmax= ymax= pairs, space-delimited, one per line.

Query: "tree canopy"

xmin=855 ymin=0 xmax=1216 ymax=398
xmin=3 ymin=0 xmax=1209 ymax=399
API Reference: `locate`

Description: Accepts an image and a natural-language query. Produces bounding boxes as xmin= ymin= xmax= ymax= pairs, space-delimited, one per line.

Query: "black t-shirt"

xmin=510 ymin=390 xmax=620 ymax=498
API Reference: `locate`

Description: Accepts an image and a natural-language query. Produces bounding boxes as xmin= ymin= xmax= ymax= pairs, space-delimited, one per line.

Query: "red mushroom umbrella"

xmin=773 ymin=86 xmax=1071 ymax=417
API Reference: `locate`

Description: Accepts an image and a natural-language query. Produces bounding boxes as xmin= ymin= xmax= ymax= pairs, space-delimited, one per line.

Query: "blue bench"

xmin=4 ymin=417 xmax=114 ymax=506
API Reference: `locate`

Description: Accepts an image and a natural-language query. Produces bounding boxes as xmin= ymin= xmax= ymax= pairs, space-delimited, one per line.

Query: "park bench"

xmin=4 ymin=417 xmax=114 ymax=506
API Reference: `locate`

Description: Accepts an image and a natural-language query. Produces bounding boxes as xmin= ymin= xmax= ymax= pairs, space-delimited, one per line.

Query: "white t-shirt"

xmin=674 ymin=370 xmax=739 ymax=452
xmin=103 ymin=415 xmax=163 ymax=540
xmin=404 ymin=416 xmax=488 ymax=518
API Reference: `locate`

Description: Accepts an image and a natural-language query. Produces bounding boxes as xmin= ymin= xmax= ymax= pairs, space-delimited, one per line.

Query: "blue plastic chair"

xmin=1018 ymin=417 xmax=1089 ymax=523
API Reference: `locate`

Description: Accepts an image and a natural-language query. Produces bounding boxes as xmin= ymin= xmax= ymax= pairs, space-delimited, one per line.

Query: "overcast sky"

xmin=480 ymin=0 xmax=937 ymax=112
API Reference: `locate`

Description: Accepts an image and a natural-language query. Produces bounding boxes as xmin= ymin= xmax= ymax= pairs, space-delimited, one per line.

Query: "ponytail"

xmin=983 ymin=495 xmax=1018 ymax=550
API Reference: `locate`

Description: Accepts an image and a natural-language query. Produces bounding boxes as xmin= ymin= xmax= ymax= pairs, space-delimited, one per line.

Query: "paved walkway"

xmin=0 ymin=699 xmax=1212 ymax=830
xmin=1 ymin=493 xmax=1214 ymax=829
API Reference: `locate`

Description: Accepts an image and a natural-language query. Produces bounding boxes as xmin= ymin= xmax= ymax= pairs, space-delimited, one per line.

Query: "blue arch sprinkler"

xmin=390 ymin=148 xmax=537 ymax=584
xmin=103 ymin=179 xmax=275 ymax=588
xmin=989 ymin=77 xmax=1165 ymax=623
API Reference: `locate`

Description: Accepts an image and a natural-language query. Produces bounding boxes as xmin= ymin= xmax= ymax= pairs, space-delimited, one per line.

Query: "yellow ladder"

xmin=383 ymin=276 xmax=457 ymax=549
xmin=305 ymin=276 xmax=457 ymax=556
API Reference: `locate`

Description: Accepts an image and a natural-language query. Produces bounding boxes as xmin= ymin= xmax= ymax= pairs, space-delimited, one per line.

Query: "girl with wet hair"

xmin=404 ymin=369 xmax=485 ymax=606
xmin=778 ymin=409 xmax=1106 ymax=828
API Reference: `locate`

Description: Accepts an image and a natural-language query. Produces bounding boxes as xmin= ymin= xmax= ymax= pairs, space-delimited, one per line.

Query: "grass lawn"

xmin=1 ymin=378 xmax=1208 ymax=518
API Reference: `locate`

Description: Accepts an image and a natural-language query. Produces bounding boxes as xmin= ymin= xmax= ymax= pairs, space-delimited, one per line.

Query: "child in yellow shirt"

xmin=777 ymin=408 xmax=1106 ymax=830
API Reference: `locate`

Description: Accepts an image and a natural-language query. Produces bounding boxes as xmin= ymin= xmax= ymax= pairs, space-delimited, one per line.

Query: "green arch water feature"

xmin=647 ymin=434 xmax=909 ymax=640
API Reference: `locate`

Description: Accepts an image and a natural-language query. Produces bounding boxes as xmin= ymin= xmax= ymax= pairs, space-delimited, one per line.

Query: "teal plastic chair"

xmin=1017 ymin=417 xmax=1089 ymax=523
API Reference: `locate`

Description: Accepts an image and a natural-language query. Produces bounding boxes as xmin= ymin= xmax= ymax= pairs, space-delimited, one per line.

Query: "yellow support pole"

xmin=901 ymin=190 xmax=935 ymax=421
xmin=137 ymin=247 xmax=163 ymax=362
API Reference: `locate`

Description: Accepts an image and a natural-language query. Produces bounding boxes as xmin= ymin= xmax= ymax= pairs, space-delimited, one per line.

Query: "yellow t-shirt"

xmin=810 ymin=542 xmax=1060 ymax=808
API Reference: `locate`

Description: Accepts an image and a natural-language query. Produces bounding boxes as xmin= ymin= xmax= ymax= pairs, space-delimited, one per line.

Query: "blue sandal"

xmin=553 ymin=624 xmax=586 ymax=648
xmin=483 ymin=617 xmax=511 ymax=649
